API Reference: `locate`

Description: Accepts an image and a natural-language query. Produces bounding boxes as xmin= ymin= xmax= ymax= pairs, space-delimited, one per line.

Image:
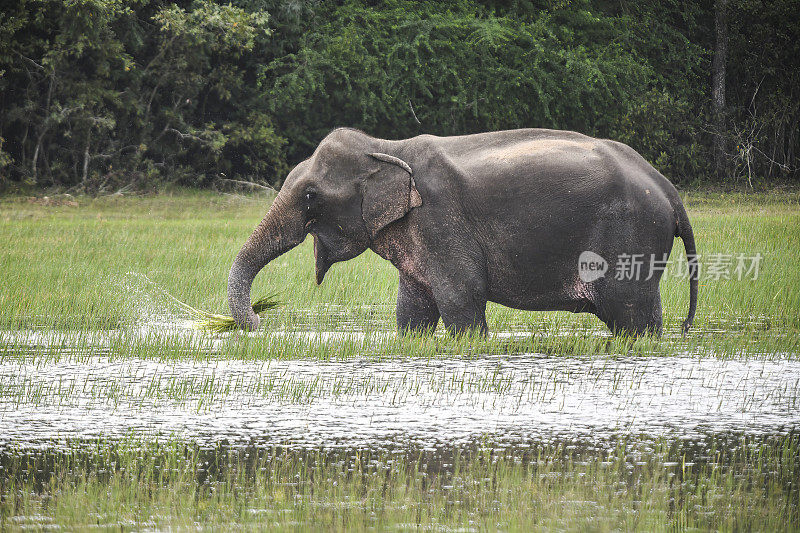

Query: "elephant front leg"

xmin=397 ymin=273 xmax=440 ymax=334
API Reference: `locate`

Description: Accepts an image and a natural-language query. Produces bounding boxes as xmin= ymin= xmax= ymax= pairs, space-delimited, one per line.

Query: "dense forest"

xmin=0 ymin=0 xmax=797 ymax=193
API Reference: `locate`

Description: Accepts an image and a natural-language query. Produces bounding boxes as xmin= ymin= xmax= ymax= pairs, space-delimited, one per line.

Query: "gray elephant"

xmin=228 ymin=128 xmax=698 ymax=336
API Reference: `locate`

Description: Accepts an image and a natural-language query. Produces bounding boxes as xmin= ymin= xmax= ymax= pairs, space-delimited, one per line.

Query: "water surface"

xmin=1 ymin=349 xmax=797 ymax=451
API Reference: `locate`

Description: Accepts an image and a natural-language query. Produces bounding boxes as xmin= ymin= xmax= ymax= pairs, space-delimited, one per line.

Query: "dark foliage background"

xmin=0 ymin=0 xmax=797 ymax=192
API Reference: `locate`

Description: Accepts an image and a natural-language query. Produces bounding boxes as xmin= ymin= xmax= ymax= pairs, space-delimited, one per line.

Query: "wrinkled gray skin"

xmin=229 ymin=128 xmax=698 ymax=336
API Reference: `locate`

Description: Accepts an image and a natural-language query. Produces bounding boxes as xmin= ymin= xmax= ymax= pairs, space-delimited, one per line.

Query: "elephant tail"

xmin=674 ymin=201 xmax=698 ymax=337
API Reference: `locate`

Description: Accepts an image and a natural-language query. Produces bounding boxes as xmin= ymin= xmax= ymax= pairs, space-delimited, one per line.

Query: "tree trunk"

xmin=712 ymin=0 xmax=728 ymax=181
xmin=82 ymin=129 xmax=91 ymax=186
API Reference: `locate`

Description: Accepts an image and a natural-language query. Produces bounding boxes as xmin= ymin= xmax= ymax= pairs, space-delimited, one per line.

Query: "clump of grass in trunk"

xmin=134 ymin=272 xmax=281 ymax=333
xmin=173 ymin=295 xmax=280 ymax=333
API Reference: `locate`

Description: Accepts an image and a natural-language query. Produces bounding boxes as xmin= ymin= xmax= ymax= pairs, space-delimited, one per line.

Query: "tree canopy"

xmin=0 ymin=0 xmax=797 ymax=192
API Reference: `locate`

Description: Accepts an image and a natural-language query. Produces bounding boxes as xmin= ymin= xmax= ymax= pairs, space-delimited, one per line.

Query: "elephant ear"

xmin=362 ymin=152 xmax=423 ymax=238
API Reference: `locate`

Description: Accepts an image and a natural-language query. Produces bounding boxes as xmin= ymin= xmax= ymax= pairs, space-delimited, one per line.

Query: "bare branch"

xmin=216 ymin=177 xmax=277 ymax=192
xmin=166 ymin=127 xmax=209 ymax=144
xmin=408 ymin=99 xmax=421 ymax=125
xmin=13 ymin=50 xmax=45 ymax=71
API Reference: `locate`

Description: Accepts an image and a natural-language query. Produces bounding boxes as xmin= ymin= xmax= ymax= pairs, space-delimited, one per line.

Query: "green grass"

xmin=1 ymin=189 xmax=798 ymax=352
xmin=0 ymin=189 xmax=799 ymax=530
xmin=2 ymin=435 xmax=797 ymax=531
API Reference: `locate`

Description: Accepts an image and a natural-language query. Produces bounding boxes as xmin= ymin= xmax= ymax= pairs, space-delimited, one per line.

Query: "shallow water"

xmin=2 ymin=291 xmax=798 ymax=455
xmin=1 ymin=348 xmax=798 ymax=451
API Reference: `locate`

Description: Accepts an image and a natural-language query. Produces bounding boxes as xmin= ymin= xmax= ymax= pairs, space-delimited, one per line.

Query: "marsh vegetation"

xmin=0 ymin=191 xmax=798 ymax=530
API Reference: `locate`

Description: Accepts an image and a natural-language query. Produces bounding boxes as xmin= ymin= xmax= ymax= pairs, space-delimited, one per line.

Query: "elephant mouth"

xmin=313 ymin=233 xmax=331 ymax=285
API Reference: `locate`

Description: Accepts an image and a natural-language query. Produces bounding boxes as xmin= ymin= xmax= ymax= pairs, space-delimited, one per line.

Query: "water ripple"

xmin=1 ymin=353 xmax=798 ymax=450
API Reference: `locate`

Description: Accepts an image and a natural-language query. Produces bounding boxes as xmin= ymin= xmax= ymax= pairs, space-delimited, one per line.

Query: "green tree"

xmin=1 ymin=0 xmax=797 ymax=191
xmin=0 ymin=0 xmax=285 ymax=191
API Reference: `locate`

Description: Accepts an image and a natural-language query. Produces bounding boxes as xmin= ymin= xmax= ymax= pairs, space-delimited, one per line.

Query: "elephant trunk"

xmin=227 ymin=193 xmax=304 ymax=331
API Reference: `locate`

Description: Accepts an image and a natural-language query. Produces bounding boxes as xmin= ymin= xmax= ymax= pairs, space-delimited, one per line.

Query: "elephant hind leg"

xmin=426 ymin=269 xmax=488 ymax=336
xmin=397 ymin=274 xmax=440 ymax=334
xmin=596 ymin=284 xmax=663 ymax=337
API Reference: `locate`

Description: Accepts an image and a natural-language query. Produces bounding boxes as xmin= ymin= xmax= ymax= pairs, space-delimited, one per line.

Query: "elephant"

xmin=228 ymin=127 xmax=698 ymax=337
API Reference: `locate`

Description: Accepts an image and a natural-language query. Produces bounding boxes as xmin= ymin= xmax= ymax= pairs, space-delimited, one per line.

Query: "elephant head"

xmin=227 ymin=128 xmax=423 ymax=330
